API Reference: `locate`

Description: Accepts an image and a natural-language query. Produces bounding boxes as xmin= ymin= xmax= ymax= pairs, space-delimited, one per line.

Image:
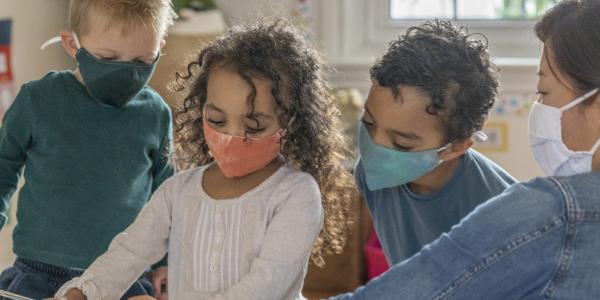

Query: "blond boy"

xmin=0 ymin=1 xmax=175 ymax=299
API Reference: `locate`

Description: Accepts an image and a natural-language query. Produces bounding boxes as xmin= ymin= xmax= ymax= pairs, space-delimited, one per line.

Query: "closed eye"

xmin=361 ymin=119 xmax=374 ymax=127
xmin=245 ymin=127 xmax=266 ymax=135
xmin=207 ymin=119 xmax=225 ymax=127
xmin=392 ymin=142 xmax=411 ymax=151
xmin=134 ymin=58 xmax=153 ymax=65
xmin=99 ymin=56 xmax=118 ymax=61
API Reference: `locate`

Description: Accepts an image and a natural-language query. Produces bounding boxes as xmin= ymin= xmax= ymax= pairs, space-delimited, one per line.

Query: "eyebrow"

xmin=205 ymin=103 xmax=225 ymax=114
xmin=249 ymin=112 xmax=275 ymax=120
xmin=205 ymin=103 xmax=274 ymax=120
xmin=364 ymin=103 xmax=421 ymax=140
xmin=97 ymin=48 xmax=156 ymax=59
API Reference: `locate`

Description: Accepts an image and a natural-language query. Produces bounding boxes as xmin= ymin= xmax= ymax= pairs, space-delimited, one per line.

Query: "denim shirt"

xmin=331 ymin=171 xmax=600 ymax=300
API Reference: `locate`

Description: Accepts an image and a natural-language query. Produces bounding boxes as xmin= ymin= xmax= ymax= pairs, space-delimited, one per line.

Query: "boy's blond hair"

xmin=69 ymin=0 xmax=176 ymax=38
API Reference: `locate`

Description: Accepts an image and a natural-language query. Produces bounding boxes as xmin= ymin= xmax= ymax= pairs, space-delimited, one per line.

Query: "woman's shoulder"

xmin=488 ymin=176 xmax=564 ymax=212
xmin=465 ymin=176 xmax=565 ymax=231
xmin=446 ymin=176 xmax=567 ymax=256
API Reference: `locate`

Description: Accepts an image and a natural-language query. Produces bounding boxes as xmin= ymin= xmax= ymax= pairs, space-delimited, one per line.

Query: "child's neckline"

xmin=197 ymin=162 xmax=290 ymax=204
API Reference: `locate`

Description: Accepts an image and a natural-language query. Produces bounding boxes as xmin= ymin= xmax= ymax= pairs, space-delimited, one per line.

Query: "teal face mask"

xmin=73 ymin=34 xmax=159 ymax=108
xmin=358 ymin=123 xmax=449 ymax=191
xmin=76 ymin=48 xmax=158 ymax=108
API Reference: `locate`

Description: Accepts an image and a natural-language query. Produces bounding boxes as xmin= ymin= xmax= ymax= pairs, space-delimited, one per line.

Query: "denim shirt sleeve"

xmin=330 ymin=178 xmax=568 ymax=300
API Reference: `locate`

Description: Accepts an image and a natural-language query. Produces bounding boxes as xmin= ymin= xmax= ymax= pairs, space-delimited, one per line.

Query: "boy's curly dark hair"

xmin=172 ymin=19 xmax=354 ymax=266
xmin=370 ymin=19 xmax=499 ymax=143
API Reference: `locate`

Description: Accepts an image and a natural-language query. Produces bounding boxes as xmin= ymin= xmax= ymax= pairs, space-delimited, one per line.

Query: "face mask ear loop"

xmin=72 ymin=32 xmax=82 ymax=50
xmin=436 ymin=143 xmax=453 ymax=164
xmin=560 ymin=88 xmax=599 ymax=112
xmin=590 ymin=138 xmax=600 ymax=155
xmin=40 ymin=36 xmax=62 ymax=50
xmin=472 ymin=131 xmax=488 ymax=142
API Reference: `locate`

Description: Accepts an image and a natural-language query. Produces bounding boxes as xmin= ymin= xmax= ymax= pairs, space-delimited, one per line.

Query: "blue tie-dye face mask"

xmin=357 ymin=123 xmax=449 ymax=191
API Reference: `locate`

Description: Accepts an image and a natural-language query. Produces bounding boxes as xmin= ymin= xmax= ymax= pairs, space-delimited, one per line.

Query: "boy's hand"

xmin=152 ymin=266 xmax=168 ymax=300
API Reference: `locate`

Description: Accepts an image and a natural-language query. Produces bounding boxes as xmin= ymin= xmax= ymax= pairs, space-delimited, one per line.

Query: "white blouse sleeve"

xmin=55 ymin=183 xmax=173 ymax=300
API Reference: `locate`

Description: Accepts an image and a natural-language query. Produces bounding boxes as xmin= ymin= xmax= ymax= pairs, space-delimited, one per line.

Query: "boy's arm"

xmin=0 ymin=85 xmax=33 ymax=230
xmin=151 ymin=109 xmax=175 ymax=193
xmin=55 ymin=183 xmax=173 ymax=300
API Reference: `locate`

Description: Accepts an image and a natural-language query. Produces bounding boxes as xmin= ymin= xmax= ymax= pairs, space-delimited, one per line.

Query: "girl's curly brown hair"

xmin=171 ymin=19 xmax=354 ymax=266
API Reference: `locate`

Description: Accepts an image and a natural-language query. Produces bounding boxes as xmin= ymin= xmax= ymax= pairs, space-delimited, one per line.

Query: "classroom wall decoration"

xmin=474 ymin=121 xmax=509 ymax=153
xmin=0 ymin=19 xmax=15 ymax=123
xmin=490 ymin=92 xmax=536 ymax=118
xmin=291 ymin=0 xmax=313 ymax=40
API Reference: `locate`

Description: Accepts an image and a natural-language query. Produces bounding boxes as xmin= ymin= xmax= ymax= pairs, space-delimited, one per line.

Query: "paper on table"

xmin=0 ymin=289 xmax=34 ymax=300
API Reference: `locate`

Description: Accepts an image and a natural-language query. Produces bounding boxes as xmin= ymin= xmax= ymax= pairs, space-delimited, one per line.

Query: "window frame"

xmin=387 ymin=0 xmax=551 ymax=22
xmin=313 ymin=0 xmax=543 ymax=66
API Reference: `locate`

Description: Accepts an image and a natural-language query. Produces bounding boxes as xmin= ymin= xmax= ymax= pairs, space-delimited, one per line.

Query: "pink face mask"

xmin=203 ymin=117 xmax=286 ymax=178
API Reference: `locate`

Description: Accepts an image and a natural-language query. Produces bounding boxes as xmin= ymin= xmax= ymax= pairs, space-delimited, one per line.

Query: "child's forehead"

xmin=77 ymin=10 xmax=157 ymax=42
xmin=366 ymin=84 xmax=443 ymax=131
xmin=206 ymin=67 xmax=279 ymax=117
xmin=78 ymin=16 xmax=161 ymax=56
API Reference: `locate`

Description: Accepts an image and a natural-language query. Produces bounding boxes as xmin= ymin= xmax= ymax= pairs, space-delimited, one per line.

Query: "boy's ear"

xmin=439 ymin=138 xmax=473 ymax=162
xmin=159 ymin=39 xmax=166 ymax=51
xmin=60 ymin=30 xmax=78 ymax=59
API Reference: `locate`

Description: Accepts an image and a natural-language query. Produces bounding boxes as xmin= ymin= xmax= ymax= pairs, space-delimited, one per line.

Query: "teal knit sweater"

xmin=0 ymin=71 xmax=174 ymax=268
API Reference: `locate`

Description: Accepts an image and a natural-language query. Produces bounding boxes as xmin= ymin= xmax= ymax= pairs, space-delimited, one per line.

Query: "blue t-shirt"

xmin=356 ymin=149 xmax=517 ymax=264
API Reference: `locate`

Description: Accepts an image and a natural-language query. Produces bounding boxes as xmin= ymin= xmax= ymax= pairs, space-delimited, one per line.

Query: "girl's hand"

xmin=151 ymin=266 xmax=168 ymax=300
xmin=43 ymin=288 xmax=87 ymax=300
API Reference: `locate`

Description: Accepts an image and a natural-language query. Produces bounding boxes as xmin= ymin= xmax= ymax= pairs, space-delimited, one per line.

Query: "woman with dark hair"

xmin=330 ymin=1 xmax=600 ymax=299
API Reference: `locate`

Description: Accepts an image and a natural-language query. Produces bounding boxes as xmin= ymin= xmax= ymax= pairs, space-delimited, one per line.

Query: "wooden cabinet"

xmin=303 ymin=191 xmax=372 ymax=299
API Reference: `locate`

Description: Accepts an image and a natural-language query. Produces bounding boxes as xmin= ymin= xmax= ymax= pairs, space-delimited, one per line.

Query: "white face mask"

xmin=528 ymin=88 xmax=600 ymax=176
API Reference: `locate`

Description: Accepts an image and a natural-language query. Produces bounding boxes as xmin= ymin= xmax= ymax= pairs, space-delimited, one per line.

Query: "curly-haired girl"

xmin=54 ymin=19 xmax=353 ymax=300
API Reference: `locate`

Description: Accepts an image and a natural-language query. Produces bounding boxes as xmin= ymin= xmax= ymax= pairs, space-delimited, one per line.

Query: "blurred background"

xmin=0 ymin=0 xmax=552 ymax=298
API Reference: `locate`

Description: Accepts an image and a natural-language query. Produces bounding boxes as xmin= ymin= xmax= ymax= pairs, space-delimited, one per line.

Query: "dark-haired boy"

xmin=355 ymin=20 xmax=516 ymax=265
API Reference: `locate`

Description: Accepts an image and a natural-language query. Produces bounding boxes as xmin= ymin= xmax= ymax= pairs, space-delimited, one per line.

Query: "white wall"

xmin=0 ymin=0 xmax=71 ymax=269
xmin=215 ymin=0 xmax=295 ymax=24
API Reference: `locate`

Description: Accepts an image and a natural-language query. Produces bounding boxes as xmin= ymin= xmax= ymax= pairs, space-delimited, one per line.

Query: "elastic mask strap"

xmin=40 ymin=36 xmax=62 ymax=50
xmin=40 ymin=32 xmax=82 ymax=51
xmin=560 ymin=88 xmax=599 ymax=112
xmin=72 ymin=32 xmax=81 ymax=49
xmin=437 ymin=143 xmax=452 ymax=153
xmin=435 ymin=143 xmax=452 ymax=164
xmin=590 ymin=138 xmax=600 ymax=154
xmin=472 ymin=131 xmax=488 ymax=142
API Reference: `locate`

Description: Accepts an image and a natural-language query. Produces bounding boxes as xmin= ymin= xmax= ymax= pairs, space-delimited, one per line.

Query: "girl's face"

xmin=536 ymin=47 xmax=600 ymax=153
xmin=204 ymin=66 xmax=281 ymax=138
